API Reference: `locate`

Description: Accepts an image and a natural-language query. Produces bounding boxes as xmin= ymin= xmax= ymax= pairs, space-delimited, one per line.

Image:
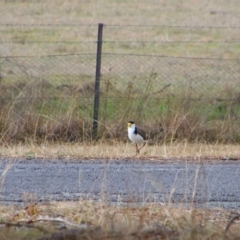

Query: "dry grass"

xmin=1 ymin=0 xmax=240 ymax=26
xmin=1 ymin=142 xmax=240 ymax=160
xmin=0 ymin=200 xmax=239 ymax=240
xmin=1 ymin=1 xmax=240 ymax=144
xmin=0 ymin=200 xmax=239 ymax=239
xmin=1 ymin=75 xmax=240 ymax=144
xmin=0 ymin=0 xmax=240 ymax=57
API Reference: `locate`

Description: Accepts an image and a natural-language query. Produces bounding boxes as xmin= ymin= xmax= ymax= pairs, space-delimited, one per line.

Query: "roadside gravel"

xmin=0 ymin=158 xmax=239 ymax=210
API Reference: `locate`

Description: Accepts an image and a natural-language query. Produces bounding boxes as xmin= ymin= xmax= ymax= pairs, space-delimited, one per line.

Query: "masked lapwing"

xmin=128 ymin=121 xmax=147 ymax=154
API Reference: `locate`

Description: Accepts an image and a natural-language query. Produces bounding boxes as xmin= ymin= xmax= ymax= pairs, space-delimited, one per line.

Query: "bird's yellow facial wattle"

xmin=128 ymin=122 xmax=132 ymax=128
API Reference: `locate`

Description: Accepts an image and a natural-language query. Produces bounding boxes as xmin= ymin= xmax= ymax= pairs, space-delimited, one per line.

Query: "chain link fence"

xmin=0 ymin=24 xmax=240 ymax=143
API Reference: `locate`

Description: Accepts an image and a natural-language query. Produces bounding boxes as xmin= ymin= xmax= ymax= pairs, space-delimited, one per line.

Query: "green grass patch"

xmin=1 ymin=69 xmax=240 ymax=144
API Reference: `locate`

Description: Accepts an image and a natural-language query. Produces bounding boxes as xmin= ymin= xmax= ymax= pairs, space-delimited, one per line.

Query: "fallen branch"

xmin=0 ymin=221 xmax=48 ymax=234
xmin=18 ymin=216 xmax=89 ymax=229
xmin=225 ymin=214 xmax=240 ymax=233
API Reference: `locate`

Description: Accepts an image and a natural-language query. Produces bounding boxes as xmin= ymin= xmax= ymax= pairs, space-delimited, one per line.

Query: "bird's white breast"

xmin=128 ymin=124 xmax=144 ymax=143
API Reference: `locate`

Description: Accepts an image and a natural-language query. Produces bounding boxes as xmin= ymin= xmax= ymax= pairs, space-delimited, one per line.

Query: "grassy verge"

xmin=1 ymin=70 xmax=240 ymax=144
xmin=0 ymin=200 xmax=239 ymax=240
xmin=1 ymin=142 xmax=240 ymax=160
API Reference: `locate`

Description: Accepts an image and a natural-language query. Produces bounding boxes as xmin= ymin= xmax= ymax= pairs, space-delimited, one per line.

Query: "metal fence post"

xmin=92 ymin=23 xmax=104 ymax=139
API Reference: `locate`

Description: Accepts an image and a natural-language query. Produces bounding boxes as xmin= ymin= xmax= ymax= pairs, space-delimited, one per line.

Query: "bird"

xmin=127 ymin=121 xmax=147 ymax=154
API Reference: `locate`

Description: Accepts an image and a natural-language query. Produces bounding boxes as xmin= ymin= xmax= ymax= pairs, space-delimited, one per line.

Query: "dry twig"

xmin=225 ymin=214 xmax=240 ymax=233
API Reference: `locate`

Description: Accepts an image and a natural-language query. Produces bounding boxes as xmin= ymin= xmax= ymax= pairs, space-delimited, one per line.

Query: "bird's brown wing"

xmin=136 ymin=126 xmax=147 ymax=140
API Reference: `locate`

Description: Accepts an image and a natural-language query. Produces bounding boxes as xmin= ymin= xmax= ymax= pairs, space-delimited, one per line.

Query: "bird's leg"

xmin=135 ymin=144 xmax=140 ymax=154
xmin=138 ymin=142 xmax=146 ymax=153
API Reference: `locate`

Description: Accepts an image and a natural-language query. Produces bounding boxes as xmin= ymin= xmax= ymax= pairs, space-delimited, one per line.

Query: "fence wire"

xmin=1 ymin=24 xmax=240 ymax=142
xmin=100 ymin=53 xmax=240 ymax=99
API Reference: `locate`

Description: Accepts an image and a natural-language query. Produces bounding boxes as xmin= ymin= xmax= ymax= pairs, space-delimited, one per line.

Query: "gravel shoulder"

xmin=0 ymin=158 xmax=239 ymax=210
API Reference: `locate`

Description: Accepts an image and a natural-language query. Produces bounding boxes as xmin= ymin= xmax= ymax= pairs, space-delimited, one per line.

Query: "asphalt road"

xmin=0 ymin=159 xmax=239 ymax=209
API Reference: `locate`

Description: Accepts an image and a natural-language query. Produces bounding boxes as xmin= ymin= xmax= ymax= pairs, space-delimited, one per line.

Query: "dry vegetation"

xmin=0 ymin=200 xmax=239 ymax=240
xmin=1 ymin=0 xmax=240 ymax=145
xmin=1 ymin=71 xmax=240 ymax=145
xmin=2 ymin=1 xmax=239 ymax=145
xmin=0 ymin=0 xmax=240 ymax=239
xmin=1 ymin=142 xmax=240 ymax=160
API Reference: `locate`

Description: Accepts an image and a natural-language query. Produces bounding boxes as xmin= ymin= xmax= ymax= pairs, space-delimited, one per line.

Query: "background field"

xmin=1 ymin=0 xmax=240 ymax=145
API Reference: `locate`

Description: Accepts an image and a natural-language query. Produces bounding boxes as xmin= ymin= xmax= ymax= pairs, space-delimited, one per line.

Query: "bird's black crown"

xmin=128 ymin=120 xmax=135 ymax=124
